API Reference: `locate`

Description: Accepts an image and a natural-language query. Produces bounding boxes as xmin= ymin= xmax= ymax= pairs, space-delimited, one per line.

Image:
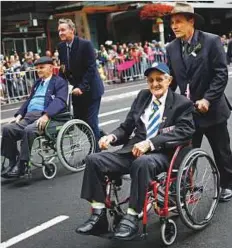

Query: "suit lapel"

xmin=69 ymin=36 xmax=79 ymax=66
xmin=137 ymin=90 xmax=152 ymax=121
xmin=159 ymin=89 xmax=173 ymax=130
xmin=186 ymin=30 xmax=200 ymax=76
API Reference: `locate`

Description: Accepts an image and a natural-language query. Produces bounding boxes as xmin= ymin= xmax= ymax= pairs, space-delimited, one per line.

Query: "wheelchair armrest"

xmin=165 ymin=140 xmax=191 ymax=149
xmin=51 ymin=111 xmax=72 ymax=121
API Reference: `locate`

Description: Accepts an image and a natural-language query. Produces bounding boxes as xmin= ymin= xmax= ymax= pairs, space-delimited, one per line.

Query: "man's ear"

xmin=168 ymin=76 xmax=173 ymax=85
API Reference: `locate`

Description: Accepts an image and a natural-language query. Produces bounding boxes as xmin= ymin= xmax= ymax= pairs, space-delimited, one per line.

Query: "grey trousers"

xmin=1 ymin=111 xmax=42 ymax=162
xmin=80 ymin=151 xmax=169 ymax=213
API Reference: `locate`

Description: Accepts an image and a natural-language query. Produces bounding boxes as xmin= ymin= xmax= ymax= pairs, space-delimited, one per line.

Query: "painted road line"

xmin=0 ymin=215 xmax=69 ymax=248
xmin=99 ymin=119 xmax=120 ymax=127
xmin=0 ymin=117 xmax=12 ymax=124
xmin=102 ymin=90 xmax=139 ymax=103
xmin=104 ymin=82 xmax=145 ymax=92
xmin=99 ymin=107 xmax=130 ymax=117
xmin=0 ymin=107 xmax=130 ymax=125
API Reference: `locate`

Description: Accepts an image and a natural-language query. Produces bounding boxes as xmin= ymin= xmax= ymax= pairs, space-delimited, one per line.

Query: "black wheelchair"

xmin=97 ymin=141 xmax=220 ymax=245
xmin=1 ymin=85 xmax=96 ymax=180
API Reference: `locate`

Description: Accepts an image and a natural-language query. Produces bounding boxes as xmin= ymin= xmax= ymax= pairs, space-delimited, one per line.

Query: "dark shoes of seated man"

xmin=1 ymin=160 xmax=28 ymax=178
xmin=219 ymin=188 xmax=232 ymax=202
xmin=76 ymin=208 xmax=139 ymax=240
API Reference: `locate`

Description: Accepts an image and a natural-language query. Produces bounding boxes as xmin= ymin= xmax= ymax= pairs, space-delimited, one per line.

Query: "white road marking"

xmin=0 ymin=215 xmax=69 ymax=248
xmin=0 ymin=107 xmax=130 ymax=125
xmin=102 ymin=90 xmax=139 ymax=103
xmin=99 ymin=119 xmax=120 ymax=127
xmin=99 ymin=107 xmax=130 ymax=117
xmin=104 ymin=82 xmax=145 ymax=92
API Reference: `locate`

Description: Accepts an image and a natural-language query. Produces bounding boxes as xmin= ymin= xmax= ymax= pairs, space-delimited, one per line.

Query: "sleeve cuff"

xmin=111 ymin=134 xmax=117 ymax=143
xmin=147 ymin=139 xmax=155 ymax=151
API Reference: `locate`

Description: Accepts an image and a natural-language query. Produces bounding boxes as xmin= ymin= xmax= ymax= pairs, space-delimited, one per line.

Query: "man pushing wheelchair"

xmin=76 ymin=62 xmax=196 ymax=240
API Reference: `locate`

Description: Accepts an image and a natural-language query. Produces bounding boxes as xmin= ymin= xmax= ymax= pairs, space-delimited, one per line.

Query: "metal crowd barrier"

xmin=99 ymin=53 xmax=166 ymax=84
xmin=1 ymin=69 xmax=38 ymax=104
xmin=1 ymin=53 xmax=166 ymax=104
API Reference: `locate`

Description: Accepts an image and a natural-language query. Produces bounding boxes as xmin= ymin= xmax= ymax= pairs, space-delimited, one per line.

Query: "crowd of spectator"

xmin=1 ymin=33 xmax=231 ymax=105
xmin=0 ymin=40 xmax=166 ymax=104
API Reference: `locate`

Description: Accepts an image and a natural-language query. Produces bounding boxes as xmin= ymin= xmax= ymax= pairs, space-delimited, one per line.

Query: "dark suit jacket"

xmin=58 ymin=36 xmax=104 ymax=100
xmin=166 ymin=30 xmax=231 ymax=128
xmin=111 ymin=89 xmax=195 ymax=154
xmin=227 ymin=39 xmax=232 ymax=64
xmin=15 ymin=75 xmax=68 ymax=118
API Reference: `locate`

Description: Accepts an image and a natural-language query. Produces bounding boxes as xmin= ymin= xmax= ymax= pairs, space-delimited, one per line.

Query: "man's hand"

xmin=9 ymin=114 xmax=22 ymax=123
xmin=36 ymin=114 xmax=50 ymax=132
xmin=195 ymin=99 xmax=210 ymax=113
xmin=98 ymin=134 xmax=115 ymax=150
xmin=72 ymin=88 xmax=83 ymax=96
xmin=132 ymin=140 xmax=151 ymax=158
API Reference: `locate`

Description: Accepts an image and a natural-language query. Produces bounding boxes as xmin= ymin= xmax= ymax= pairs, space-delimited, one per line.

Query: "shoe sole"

xmin=219 ymin=196 xmax=232 ymax=202
xmin=113 ymin=232 xmax=139 ymax=241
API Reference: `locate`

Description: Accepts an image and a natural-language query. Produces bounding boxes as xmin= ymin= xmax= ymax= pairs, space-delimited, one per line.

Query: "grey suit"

xmin=167 ymin=30 xmax=232 ymax=188
xmin=80 ymin=89 xmax=195 ymax=212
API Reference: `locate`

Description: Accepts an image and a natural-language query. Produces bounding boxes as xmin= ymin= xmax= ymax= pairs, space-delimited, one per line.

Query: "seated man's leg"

xmin=114 ymin=153 xmax=169 ymax=240
xmin=8 ymin=121 xmax=40 ymax=177
xmin=1 ymin=122 xmax=28 ymax=176
xmin=77 ymin=151 xmax=134 ymax=235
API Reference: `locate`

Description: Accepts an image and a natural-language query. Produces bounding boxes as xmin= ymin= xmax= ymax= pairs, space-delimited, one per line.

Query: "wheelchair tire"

xmin=56 ymin=119 xmax=96 ymax=172
xmin=176 ymin=148 xmax=220 ymax=231
xmin=160 ymin=219 xmax=177 ymax=246
xmin=42 ymin=162 xmax=57 ymax=180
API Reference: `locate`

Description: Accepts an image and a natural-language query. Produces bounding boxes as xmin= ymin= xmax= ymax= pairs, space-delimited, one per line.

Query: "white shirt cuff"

xmin=147 ymin=139 xmax=155 ymax=151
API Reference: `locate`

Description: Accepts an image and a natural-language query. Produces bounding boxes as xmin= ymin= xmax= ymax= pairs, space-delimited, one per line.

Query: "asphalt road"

xmin=1 ymin=67 xmax=232 ymax=248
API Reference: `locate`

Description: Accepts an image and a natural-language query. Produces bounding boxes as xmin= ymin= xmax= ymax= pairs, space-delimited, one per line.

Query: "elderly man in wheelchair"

xmin=76 ymin=62 xmax=203 ymax=242
xmin=1 ymin=56 xmax=68 ymax=179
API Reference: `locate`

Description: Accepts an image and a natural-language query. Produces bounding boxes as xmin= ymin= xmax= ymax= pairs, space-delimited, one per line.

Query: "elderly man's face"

xmin=171 ymin=14 xmax=194 ymax=40
xmin=58 ymin=23 xmax=74 ymax=42
xmin=36 ymin=64 xmax=53 ymax=79
xmin=147 ymin=70 xmax=172 ymax=99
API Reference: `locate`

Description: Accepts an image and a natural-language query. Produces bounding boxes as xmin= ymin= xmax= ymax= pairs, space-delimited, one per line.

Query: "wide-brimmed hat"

xmin=167 ymin=2 xmax=204 ymax=27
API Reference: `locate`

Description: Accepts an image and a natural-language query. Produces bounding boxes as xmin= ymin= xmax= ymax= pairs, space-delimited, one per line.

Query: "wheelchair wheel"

xmin=160 ymin=219 xmax=177 ymax=246
xmin=176 ymin=148 xmax=220 ymax=230
xmin=56 ymin=119 xmax=96 ymax=172
xmin=42 ymin=162 xmax=57 ymax=180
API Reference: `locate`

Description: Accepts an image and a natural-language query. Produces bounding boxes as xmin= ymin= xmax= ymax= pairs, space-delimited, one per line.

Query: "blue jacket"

xmin=58 ymin=36 xmax=104 ymax=100
xmin=15 ymin=75 xmax=68 ymax=118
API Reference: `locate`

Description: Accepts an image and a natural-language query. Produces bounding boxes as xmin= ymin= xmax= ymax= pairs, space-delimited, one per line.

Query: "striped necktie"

xmin=147 ymin=99 xmax=161 ymax=139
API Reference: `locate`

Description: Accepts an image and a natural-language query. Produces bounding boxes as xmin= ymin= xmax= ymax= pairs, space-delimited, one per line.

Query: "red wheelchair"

xmin=102 ymin=140 xmax=220 ymax=245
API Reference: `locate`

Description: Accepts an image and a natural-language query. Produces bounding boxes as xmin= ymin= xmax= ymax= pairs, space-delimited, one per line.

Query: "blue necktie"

xmin=147 ymin=99 xmax=161 ymax=139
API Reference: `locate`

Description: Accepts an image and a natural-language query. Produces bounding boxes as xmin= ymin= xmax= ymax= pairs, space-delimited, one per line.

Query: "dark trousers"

xmin=1 ymin=111 xmax=41 ymax=162
xmin=72 ymin=95 xmax=101 ymax=151
xmin=192 ymin=121 xmax=232 ymax=188
xmin=81 ymin=151 xmax=169 ymax=213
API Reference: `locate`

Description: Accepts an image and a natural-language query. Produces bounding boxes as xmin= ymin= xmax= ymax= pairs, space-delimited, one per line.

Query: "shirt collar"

xmin=152 ymin=90 xmax=168 ymax=106
xmin=181 ymin=29 xmax=198 ymax=45
xmin=66 ymin=39 xmax=74 ymax=48
xmin=41 ymin=75 xmax=52 ymax=85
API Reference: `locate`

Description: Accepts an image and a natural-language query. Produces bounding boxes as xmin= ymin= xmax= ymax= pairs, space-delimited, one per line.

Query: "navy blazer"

xmin=15 ymin=75 xmax=68 ymax=118
xmin=58 ymin=36 xmax=104 ymax=100
xmin=111 ymin=89 xmax=195 ymax=154
xmin=166 ymin=30 xmax=231 ymax=128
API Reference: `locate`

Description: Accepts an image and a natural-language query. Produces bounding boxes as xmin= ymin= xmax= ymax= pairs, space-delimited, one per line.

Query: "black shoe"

xmin=113 ymin=214 xmax=139 ymax=241
xmin=75 ymin=208 xmax=108 ymax=235
xmin=1 ymin=159 xmax=17 ymax=178
xmin=219 ymin=188 xmax=232 ymax=202
xmin=7 ymin=161 xmax=27 ymax=178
